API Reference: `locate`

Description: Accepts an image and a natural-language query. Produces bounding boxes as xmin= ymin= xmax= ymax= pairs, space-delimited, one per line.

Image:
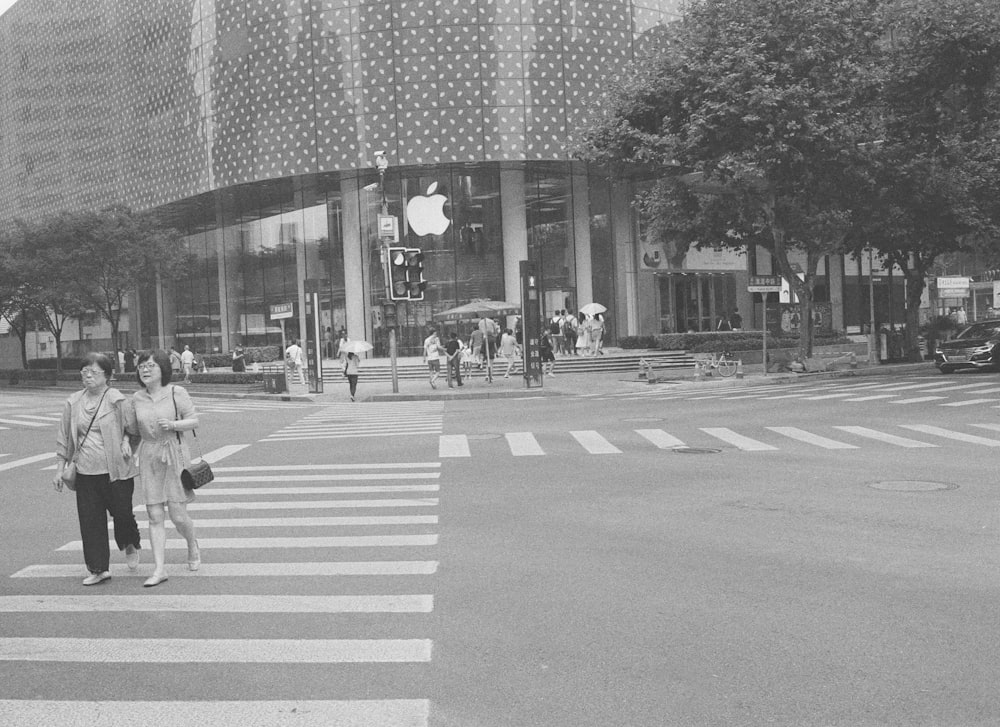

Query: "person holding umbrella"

xmin=337 ymin=338 xmax=373 ymax=400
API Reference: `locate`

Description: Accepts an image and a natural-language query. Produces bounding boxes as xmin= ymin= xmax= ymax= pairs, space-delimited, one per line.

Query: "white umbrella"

xmin=580 ymin=303 xmax=607 ymax=316
xmin=338 ymin=340 xmax=374 ymax=354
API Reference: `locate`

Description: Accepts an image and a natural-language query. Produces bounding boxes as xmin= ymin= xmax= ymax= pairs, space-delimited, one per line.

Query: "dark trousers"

xmin=447 ymin=356 xmax=462 ymax=386
xmin=74 ymin=473 xmax=140 ymax=574
xmin=346 ymin=374 xmax=358 ymax=396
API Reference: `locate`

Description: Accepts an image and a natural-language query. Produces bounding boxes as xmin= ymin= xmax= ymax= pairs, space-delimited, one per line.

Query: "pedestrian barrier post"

xmin=736 ymin=359 xmax=744 ymax=379
xmin=849 ymin=352 xmax=857 ymax=369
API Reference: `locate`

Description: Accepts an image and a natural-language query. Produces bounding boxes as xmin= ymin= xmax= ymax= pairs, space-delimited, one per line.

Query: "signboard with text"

xmin=747 ymin=275 xmax=782 ymax=293
xmin=269 ymin=302 xmax=294 ymax=320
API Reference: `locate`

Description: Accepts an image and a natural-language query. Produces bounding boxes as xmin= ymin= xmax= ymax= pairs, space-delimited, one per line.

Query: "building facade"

xmin=2 ymin=0 xmax=905 ymax=362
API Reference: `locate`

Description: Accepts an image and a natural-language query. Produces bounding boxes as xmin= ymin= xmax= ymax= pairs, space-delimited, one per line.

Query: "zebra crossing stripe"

xmin=215 ymin=463 xmax=440 ymax=471
xmin=766 ymin=427 xmax=858 ymax=449
xmin=11 ymin=414 xmax=61 ymax=422
xmin=0 ymin=453 xmax=53 ymax=472
xmin=59 ymin=535 xmax=438 ymax=551
xmin=201 ymin=485 xmax=440 ymax=495
xmin=0 ymin=418 xmax=47 ymax=427
xmin=12 ymin=561 xmax=439 ymax=578
xmin=121 ymin=515 xmax=439 ymax=529
xmin=833 ymin=426 xmax=937 ymax=448
xmin=916 ymin=382 xmax=1000 ymax=393
xmin=164 ymin=499 xmax=439 ymax=511
xmin=803 ymin=393 xmax=856 ymax=401
xmin=0 ymin=699 xmax=429 ymax=727
xmin=939 ymin=399 xmax=1000 ymax=407
xmin=701 ymin=428 xmax=777 ymax=451
xmin=889 ymin=396 xmax=946 ymax=404
xmin=635 ymin=429 xmax=686 ymax=449
xmin=439 ymin=435 xmax=470 ymax=457
xmin=842 ymin=394 xmax=898 ymax=402
xmin=214 ymin=472 xmax=440 ymax=482
xmin=261 ymin=430 xmax=442 ymax=442
xmin=899 ymin=424 xmax=1000 ymax=446
xmin=0 ymin=595 xmax=433 ymax=613
xmin=570 ymin=430 xmax=622 ymax=454
xmin=506 ymin=432 xmax=545 ymax=456
xmin=971 ymin=423 xmax=1000 ymax=434
xmin=0 ymin=637 xmax=432 ymax=663
xmin=201 ymin=444 xmax=251 ymax=462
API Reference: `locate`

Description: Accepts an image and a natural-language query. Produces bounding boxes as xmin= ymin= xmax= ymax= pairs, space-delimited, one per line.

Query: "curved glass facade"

xmin=1 ymin=0 xmax=687 ymax=356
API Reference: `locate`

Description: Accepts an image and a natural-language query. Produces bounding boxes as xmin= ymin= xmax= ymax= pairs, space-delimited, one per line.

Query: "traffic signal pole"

xmin=376 ymin=152 xmax=400 ymax=394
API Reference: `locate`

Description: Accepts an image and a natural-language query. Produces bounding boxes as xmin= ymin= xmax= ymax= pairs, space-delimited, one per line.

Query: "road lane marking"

xmin=842 ymin=394 xmax=898 ymax=402
xmin=571 ymin=430 xmax=622 ymax=454
xmin=0 ymin=453 xmax=53 ymax=472
xmin=889 ymin=396 xmax=947 ymax=404
xmin=802 ymin=393 xmax=856 ymax=400
xmin=0 ymin=418 xmax=47 ymax=427
xmin=201 ymin=444 xmax=250 ymax=462
xmin=635 ymin=429 xmax=686 ymax=449
xmin=260 ymin=430 xmax=442 ymax=441
xmin=195 ymin=485 xmax=440 ymax=495
xmin=120 ymin=515 xmax=439 ymax=529
xmin=766 ymin=427 xmax=858 ymax=449
xmin=151 ymin=498 xmax=439 ymax=511
xmin=214 ymin=472 xmax=440 ymax=482
xmin=700 ymin=428 xmax=777 ymax=451
xmin=0 ymin=638 xmax=432 ymax=663
xmin=506 ymin=432 xmax=545 ymax=456
xmin=11 ymin=414 xmax=61 ymax=422
xmin=899 ymin=424 xmax=1000 ymax=446
xmin=439 ymin=434 xmax=470 ymax=457
xmin=971 ymin=424 xmax=1000 ymax=434
xmin=0 ymin=700 xmax=429 ymax=727
xmin=0 ymin=594 xmax=433 ymax=613
xmin=939 ymin=399 xmax=1000 ymax=407
xmin=214 ymin=463 xmax=440 ymax=471
xmin=915 ymin=383 xmax=1000 ymax=392
xmin=11 ymin=561 xmax=439 ymax=578
xmin=833 ymin=426 xmax=937 ymax=448
xmin=58 ymin=535 xmax=439 ymax=551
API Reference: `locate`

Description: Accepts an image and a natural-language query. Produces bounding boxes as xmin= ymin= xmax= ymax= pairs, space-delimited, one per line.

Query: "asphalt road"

xmin=0 ymin=375 xmax=998 ymax=726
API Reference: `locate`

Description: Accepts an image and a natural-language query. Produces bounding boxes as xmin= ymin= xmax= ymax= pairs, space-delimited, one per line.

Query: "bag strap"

xmin=72 ymin=388 xmax=109 ymax=464
xmin=171 ymin=385 xmax=203 ymax=459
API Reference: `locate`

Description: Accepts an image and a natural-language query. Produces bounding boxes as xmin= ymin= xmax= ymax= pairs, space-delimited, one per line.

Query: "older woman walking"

xmin=53 ymin=352 xmax=141 ymax=585
xmin=129 ymin=349 xmax=201 ymax=587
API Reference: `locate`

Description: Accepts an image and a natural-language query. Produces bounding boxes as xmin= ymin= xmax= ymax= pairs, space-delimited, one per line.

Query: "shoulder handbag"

xmin=172 ymin=386 xmax=215 ymax=490
xmin=62 ymin=389 xmax=109 ymax=491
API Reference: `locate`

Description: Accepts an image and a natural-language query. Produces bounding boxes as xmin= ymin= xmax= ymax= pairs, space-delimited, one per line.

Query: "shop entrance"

xmin=658 ymin=273 xmax=737 ymax=333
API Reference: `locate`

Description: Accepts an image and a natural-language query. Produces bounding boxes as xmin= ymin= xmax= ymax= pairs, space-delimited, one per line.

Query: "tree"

xmin=577 ymin=0 xmax=884 ymax=356
xmin=0 ymin=230 xmax=34 ymax=368
xmin=50 ymin=206 xmax=186 ymax=367
xmin=855 ymin=0 xmax=1000 ymax=360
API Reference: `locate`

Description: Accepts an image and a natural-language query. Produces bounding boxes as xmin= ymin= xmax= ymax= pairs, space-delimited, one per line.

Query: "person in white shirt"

xmin=498 ymin=328 xmax=519 ymax=378
xmin=422 ymin=330 xmax=443 ymax=389
xmin=180 ymin=345 xmax=195 ymax=384
xmin=284 ymin=340 xmax=305 ymax=384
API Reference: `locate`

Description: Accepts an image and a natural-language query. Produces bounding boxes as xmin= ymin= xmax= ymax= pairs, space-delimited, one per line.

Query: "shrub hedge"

xmin=620 ymin=331 xmax=852 ymax=352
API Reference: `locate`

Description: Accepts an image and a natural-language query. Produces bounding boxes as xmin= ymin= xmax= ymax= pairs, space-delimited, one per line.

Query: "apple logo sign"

xmin=406 ymin=182 xmax=451 ymax=237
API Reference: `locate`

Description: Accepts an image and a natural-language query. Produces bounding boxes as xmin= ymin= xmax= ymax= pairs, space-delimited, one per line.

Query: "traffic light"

xmin=403 ymin=248 xmax=426 ymax=300
xmin=384 ymin=247 xmax=426 ymax=300
xmin=386 ymin=247 xmax=408 ymax=300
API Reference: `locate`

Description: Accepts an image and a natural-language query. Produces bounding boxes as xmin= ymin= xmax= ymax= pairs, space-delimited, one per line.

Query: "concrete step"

xmin=321 ymin=350 xmax=696 ymax=383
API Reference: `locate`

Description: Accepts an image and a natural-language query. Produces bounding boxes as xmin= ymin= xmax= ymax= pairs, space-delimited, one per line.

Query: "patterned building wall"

xmin=0 ymin=0 xmax=684 ymax=221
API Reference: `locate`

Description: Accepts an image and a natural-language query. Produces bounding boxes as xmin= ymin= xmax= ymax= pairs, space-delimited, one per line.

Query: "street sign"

xmin=378 ymin=214 xmax=399 ymax=242
xmin=747 ymin=275 xmax=782 ymax=293
xmin=937 ymin=276 xmax=970 ymax=297
xmin=269 ymin=302 xmax=294 ymax=320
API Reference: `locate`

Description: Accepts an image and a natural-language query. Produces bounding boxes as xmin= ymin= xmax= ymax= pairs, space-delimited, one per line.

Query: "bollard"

xmin=736 ymin=359 xmax=744 ymax=379
xmin=693 ymin=360 xmax=703 ymax=380
xmin=638 ymin=358 xmax=647 ymax=379
xmin=849 ymin=352 xmax=857 ymax=369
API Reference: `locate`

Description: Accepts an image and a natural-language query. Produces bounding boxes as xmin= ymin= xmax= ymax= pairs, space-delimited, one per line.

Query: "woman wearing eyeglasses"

xmin=54 ymin=352 xmax=142 ymax=586
xmin=128 ymin=349 xmax=201 ymax=587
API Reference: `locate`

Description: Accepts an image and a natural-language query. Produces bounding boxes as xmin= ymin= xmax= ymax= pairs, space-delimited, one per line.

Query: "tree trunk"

xmin=902 ymin=270 xmax=926 ymax=362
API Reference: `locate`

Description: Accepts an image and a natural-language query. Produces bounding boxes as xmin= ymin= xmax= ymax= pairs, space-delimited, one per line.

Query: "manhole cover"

xmin=672 ymin=447 xmax=722 ymax=454
xmin=465 ymin=433 xmax=502 ymax=440
xmin=869 ymin=480 xmax=957 ymax=492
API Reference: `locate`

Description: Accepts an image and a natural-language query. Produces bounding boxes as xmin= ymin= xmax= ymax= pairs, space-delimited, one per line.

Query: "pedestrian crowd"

xmin=53 ymin=350 xmax=202 ymax=588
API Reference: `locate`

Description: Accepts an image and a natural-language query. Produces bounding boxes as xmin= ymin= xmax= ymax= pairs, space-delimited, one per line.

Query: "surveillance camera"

xmin=374 ymin=150 xmax=385 ymax=157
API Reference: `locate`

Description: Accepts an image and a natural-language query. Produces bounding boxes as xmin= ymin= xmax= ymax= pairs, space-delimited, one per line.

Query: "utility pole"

xmin=375 ymin=151 xmax=399 ymax=393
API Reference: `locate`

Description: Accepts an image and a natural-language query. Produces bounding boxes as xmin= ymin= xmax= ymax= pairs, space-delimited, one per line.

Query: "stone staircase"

xmin=320 ymin=350 xmax=695 ymax=384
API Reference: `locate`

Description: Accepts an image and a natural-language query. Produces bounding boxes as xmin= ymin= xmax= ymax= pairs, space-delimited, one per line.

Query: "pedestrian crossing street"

xmin=587 ymin=377 xmax=1000 ymax=408
xmin=439 ymin=422 xmax=1000 ymax=457
xmin=1 ymin=456 xmax=440 ymax=727
xmin=260 ymin=401 xmax=444 ymax=442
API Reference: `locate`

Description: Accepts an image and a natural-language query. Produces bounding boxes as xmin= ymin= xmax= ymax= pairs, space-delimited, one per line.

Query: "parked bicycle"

xmin=698 ymin=350 xmax=738 ymax=377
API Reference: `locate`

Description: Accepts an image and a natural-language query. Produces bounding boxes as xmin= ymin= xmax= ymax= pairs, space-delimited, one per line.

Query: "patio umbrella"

xmin=338 ymin=340 xmax=374 ymax=354
xmin=579 ymin=302 xmax=607 ymax=316
xmin=432 ymin=299 xmax=521 ymax=322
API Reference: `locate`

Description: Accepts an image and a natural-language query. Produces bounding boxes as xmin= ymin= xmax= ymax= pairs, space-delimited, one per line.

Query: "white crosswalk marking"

xmin=899 ymin=424 xmax=1000 ymax=446
xmin=216 ymin=472 xmax=440 ymax=482
xmin=202 ymin=485 xmax=440 ymax=496
xmin=439 ymin=434 xmax=470 ymax=457
xmin=0 ymin=700 xmax=430 ymax=727
xmin=261 ymin=402 xmax=443 ymax=442
xmin=13 ymin=561 xmax=438 ymax=578
xmin=940 ymin=399 xmax=1000 ymax=407
xmin=803 ymin=393 xmax=856 ymax=400
xmin=571 ymin=430 xmax=622 ymax=454
xmin=833 ymin=426 xmax=937 ymax=448
xmin=58 ymin=535 xmax=439 ymax=551
xmin=842 ymin=394 xmax=898 ymax=402
xmin=890 ymin=396 xmax=946 ymax=405
xmin=0 ymin=453 xmax=53 ymax=472
xmin=506 ymin=431 xmax=545 ymax=456
xmin=766 ymin=427 xmax=858 ymax=449
xmin=174 ymin=499 xmax=439 ymax=511
xmin=120 ymin=515 xmax=438 ymax=529
xmin=701 ymin=428 xmax=777 ymax=451
xmin=0 ymin=594 xmax=433 ymax=613
xmin=971 ymin=423 xmax=1000 ymax=434
xmin=0 ymin=418 xmax=47 ymax=427
xmin=635 ymin=429 xmax=686 ymax=449
xmin=0 ymin=637 xmax=432 ymax=663
xmin=201 ymin=444 xmax=251 ymax=462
